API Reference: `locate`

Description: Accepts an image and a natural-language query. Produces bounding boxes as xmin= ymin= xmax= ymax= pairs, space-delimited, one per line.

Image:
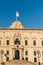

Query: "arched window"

xmin=25 ymin=51 xmax=28 ymax=55
xmin=42 ymin=51 xmax=43 ymax=56
xmin=14 ymin=38 xmax=20 ymax=45
xmin=25 ymin=57 xmax=28 ymax=61
xmin=6 ymin=40 xmax=9 ymax=45
xmin=42 ymin=40 xmax=43 ymax=45
xmin=33 ymin=40 xmax=36 ymax=46
xmin=0 ymin=40 xmax=1 ymax=45
xmin=6 ymin=57 xmax=9 ymax=61
xmin=25 ymin=40 xmax=28 ymax=45
xmin=34 ymin=57 xmax=37 ymax=62
xmin=34 ymin=51 xmax=36 ymax=55
xmin=6 ymin=50 xmax=9 ymax=55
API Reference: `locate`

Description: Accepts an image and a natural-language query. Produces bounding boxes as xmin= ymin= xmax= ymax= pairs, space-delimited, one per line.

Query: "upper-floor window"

xmin=42 ymin=40 xmax=43 ymax=45
xmin=34 ymin=51 xmax=36 ymax=55
xmin=25 ymin=57 xmax=28 ymax=61
xmin=0 ymin=40 xmax=1 ymax=45
xmin=33 ymin=40 xmax=36 ymax=46
xmin=6 ymin=57 xmax=9 ymax=61
xmin=6 ymin=40 xmax=9 ymax=45
xmin=25 ymin=51 xmax=28 ymax=55
xmin=25 ymin=40 xmax=28 ymax=45
xmin=15 ymin=38 xmax=20 ymax=45
xmin=6 ymin=50 xmax=9 ymax=55
xmin=34 ymin=57 xmax=37 ymax=62
xmin=42 ymin=51 xmax=43 ymax=56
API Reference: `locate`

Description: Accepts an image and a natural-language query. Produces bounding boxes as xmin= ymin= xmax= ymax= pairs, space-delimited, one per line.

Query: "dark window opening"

xmin=0 ymin=40 xmax=1 ymax=45
xmin=42 ymin=51 xmax=43 ymax=55
xmin=34 ymin=57 xmax=37 ymax=62
xmin=25 ymin=57 xmax=28 ymax=61
xmin=6 ymin=57 xmax=9 ymax=61
xmin=6 ymin=40 xmax=9 ymax=45
xmin=34 ymin=51 xmax=36 ymax=55
xmin=42 ymin=41 xmax=43 ymax=45
xmin=15 ymin=38 xmax=20 ymax=45
xmin=25 ymin=40 xmax=28 ymax=45
xmin=6 ymin=50 xmax=9 ymax=55
xmin=25 ymin=51 xmax=28 ymax=55
xmin=33 ymin=40 xmax=36 ymax=46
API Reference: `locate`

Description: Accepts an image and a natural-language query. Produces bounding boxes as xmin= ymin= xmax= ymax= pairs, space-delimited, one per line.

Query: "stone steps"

xmin=5 ymin=60 xmax=36 ymax=65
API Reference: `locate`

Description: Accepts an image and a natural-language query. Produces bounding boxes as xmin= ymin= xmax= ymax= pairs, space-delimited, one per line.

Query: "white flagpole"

xmin=16 ymin=16 xmax=17 ymax=21
xmin=16 ymin=12 xmax=17 ymax=21
xmin=16 ymin=12 xmax=20 ymax=21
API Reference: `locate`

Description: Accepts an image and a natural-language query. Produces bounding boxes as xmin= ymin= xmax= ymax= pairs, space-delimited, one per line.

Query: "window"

xmin=34 ymin=51 xmax=36 ymax=55
xmin=6 ymin=50 xmax=9 ymax=55
xmin=25 ymin=57 xmax=28 ymax=61
xmin=34 ymin=57 xmax=37 ymax=62
xmin=25 ymin=40 xmax=28 ymax=45
xmin=15 ymin=38 xmax=20 ymax=45
xmin=0 ymin=40 xmax=1 ymax=45
xmin=6 ymin=40 xmax=9 ymax=45
xmin=25 ymin=51 xmax=28 ymax=55
xmin=33 ymin=40 xmax=36 ymax=46
xmin=42 ymin=51 xmax=43 ymax=56
xmin=42 ymin=40 xmax=43 ymax=45
xmin=6 ymin=57 xmax=9 ymax=61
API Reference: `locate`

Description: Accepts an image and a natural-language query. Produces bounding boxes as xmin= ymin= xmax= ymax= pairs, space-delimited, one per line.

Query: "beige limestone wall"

xmin=0 ymin=29 xmax=43 ymax=63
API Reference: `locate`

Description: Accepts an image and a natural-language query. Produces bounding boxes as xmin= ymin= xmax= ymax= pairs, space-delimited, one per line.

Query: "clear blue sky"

xmin=0 ymin=0 xmax=43 ymax=28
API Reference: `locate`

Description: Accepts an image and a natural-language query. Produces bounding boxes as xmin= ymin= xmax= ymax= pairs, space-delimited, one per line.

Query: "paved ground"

xmin=4 ymin=60 xmax=36 ymax=65
xmin=0 ymin=60 xmax=43 ymax=65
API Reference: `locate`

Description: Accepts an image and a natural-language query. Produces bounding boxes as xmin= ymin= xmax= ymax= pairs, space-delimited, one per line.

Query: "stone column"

xmin=0 ymin=54 xmax=1 ymax=64
xmin=21 ymin=49 xmax=24 ymax=60
xmin=9 ymin=49 xmax=12 ymax=60
xmin=19 ymin=49 xmax=24 ymax=60
xmin=13 ymin=49 xmax=16 ymax=58
xmin=19 ymin=49 xmax=22 ymax=60
xmin=12 ymin=48 xmax=16 ymax=59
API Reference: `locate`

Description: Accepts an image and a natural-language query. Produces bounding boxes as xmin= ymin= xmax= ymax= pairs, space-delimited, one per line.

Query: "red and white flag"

xmin=16 ymin=12 xmax=20 ymax=17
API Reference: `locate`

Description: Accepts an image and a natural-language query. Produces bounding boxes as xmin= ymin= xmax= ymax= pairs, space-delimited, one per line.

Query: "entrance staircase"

xmin=4 ymin=60 xmax=36 ymax=65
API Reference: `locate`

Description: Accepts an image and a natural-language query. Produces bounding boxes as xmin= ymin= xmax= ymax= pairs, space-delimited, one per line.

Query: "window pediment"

xmin=24 ymin=37 xmax=29 ymax=39
xmin=6 ymin=36 xmax=11 ymax=39
xmin=0 ymin=37 xmax=2 ymax=39
xmin=40 ymin=37 xmax=43 ymax=39
xmin=32 ymin=37 xmax=37 ymax=39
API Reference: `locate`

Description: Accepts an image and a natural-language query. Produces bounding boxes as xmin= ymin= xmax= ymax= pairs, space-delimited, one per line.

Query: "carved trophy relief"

xmin=10 ymin=21 xmax=24 ymax=29
xmin=13 ymin=33 xmax=21 ymax=38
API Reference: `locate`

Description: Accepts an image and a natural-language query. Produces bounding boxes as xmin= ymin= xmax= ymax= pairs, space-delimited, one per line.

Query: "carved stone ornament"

xmin=10 ymin=21 xmax=24 ymax=29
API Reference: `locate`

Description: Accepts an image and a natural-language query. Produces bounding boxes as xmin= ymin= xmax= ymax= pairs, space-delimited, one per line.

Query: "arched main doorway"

xmin=15 ymin=50 xmax=20 ymax=59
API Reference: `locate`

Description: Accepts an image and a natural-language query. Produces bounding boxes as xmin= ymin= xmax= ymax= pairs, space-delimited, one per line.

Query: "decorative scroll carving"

xmin=24 ymin=37 xmax=29 ymax=39
xmin=10 ymin=21 xmax=24 ymax=29
xmin=32 ymin=37 xmax=37 ymax=39
xmin=6 ymin=36 xmax=11 ymax=39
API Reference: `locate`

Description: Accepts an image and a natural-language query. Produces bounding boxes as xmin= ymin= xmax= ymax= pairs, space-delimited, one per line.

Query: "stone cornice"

xmin=0 ymin=28 xmax=43 ymax=30
xmin=0 ymin=21 xmax=43 ymax=30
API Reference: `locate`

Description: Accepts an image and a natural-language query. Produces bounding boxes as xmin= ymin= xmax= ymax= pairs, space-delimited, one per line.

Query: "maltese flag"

xmin=16 ymin=12 xmax=20 ymax=17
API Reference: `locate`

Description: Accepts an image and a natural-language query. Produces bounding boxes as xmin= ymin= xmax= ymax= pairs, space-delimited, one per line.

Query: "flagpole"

xmin=16 ymin=11 xmax=20 ymax=21
xmin=16 ymin=12 xmax=17 ymax=21
xmin=16 ymin=16 xmax=17 ymax=21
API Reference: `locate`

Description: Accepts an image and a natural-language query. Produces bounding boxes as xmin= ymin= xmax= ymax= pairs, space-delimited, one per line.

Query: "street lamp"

xmin=37 ymin=50 xmax=41 ymax=65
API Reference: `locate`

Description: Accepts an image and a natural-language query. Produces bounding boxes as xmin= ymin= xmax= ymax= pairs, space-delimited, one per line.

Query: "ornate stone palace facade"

xmin=0 ymin=21 xmax=43 ymax=63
